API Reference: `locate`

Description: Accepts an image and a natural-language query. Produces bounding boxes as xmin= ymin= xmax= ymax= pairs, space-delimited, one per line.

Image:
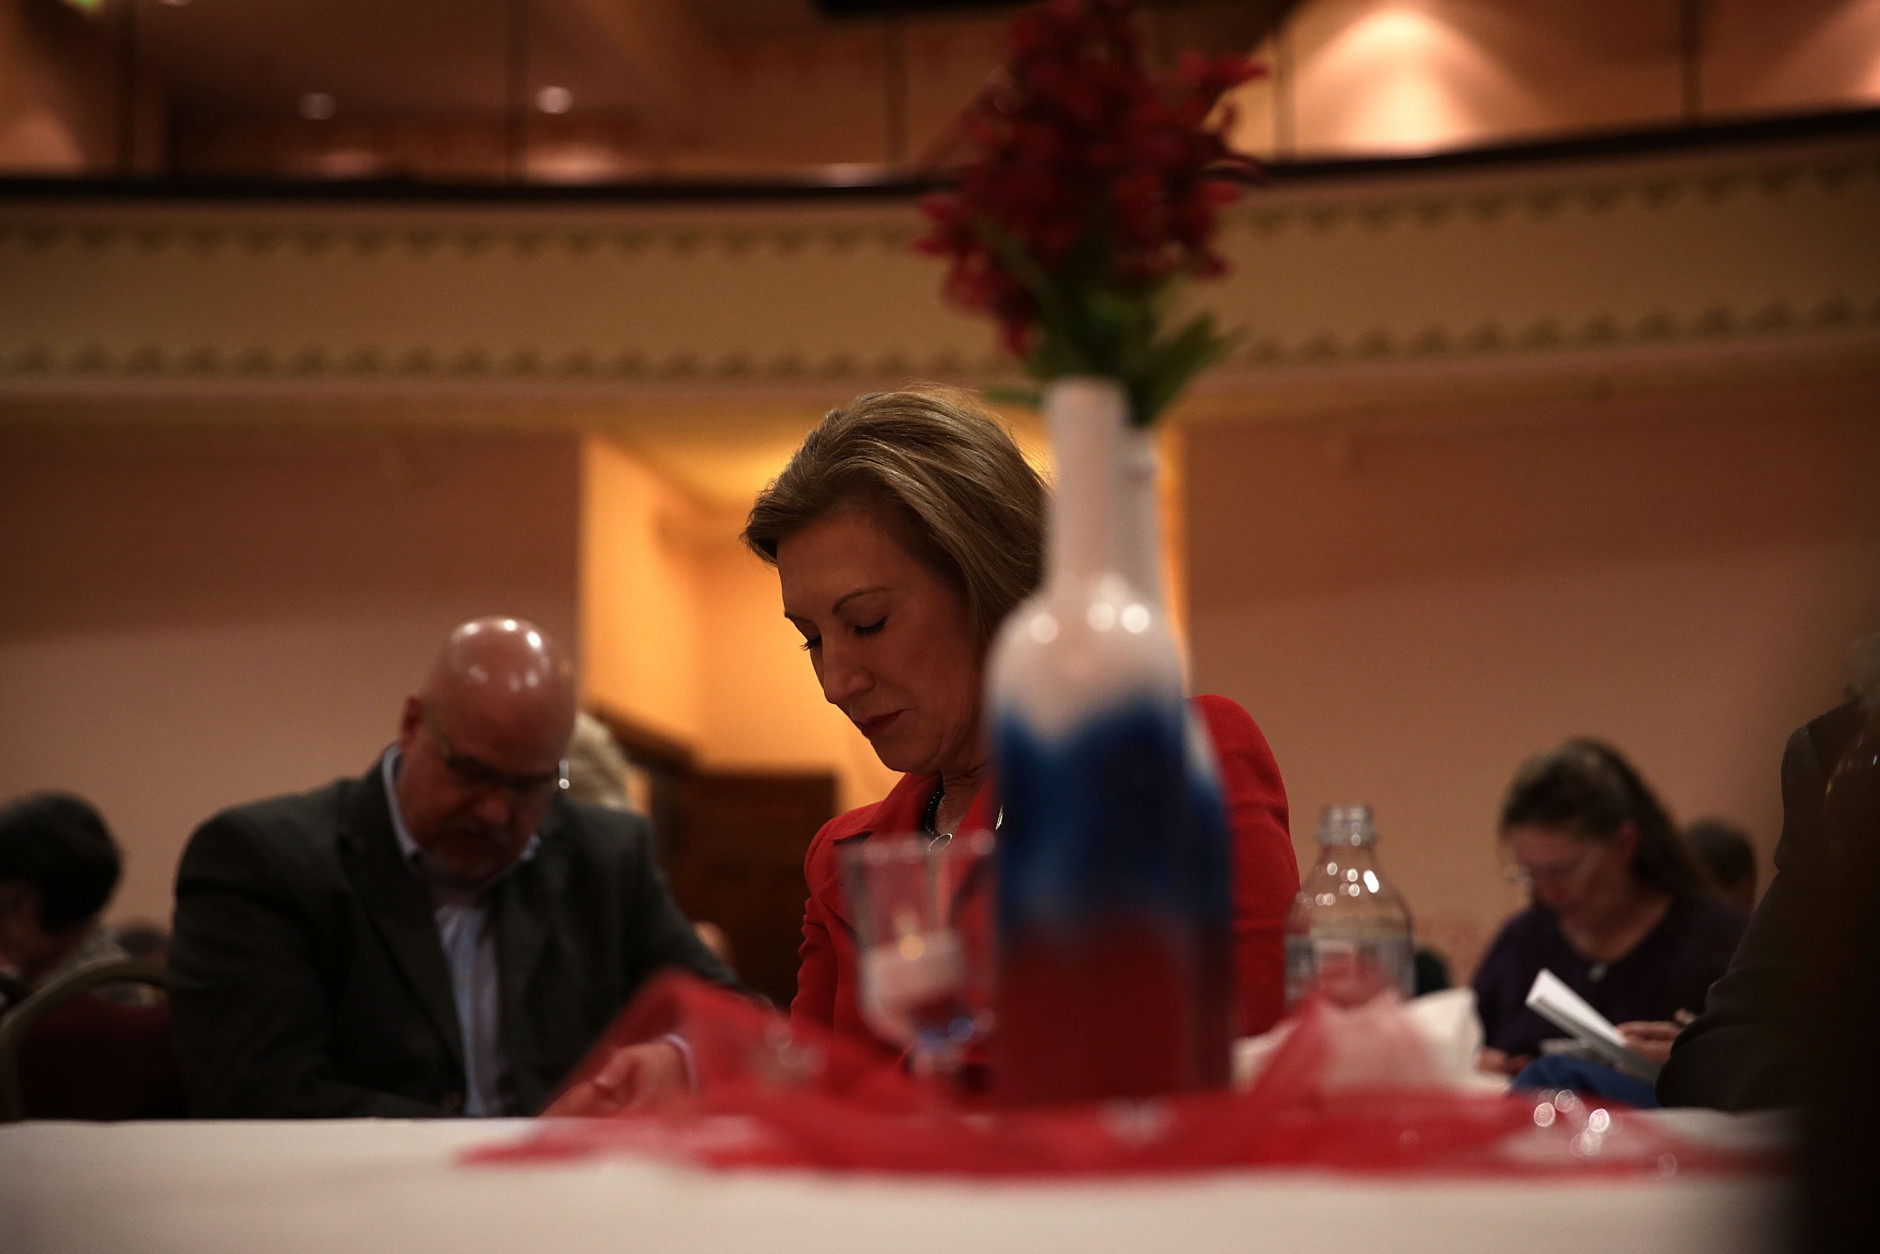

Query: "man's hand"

xmin=1616 ymin=1020 xmax=1683 ymax=1066
xmin=541 ymin=1040 xmax=689 ymax=1117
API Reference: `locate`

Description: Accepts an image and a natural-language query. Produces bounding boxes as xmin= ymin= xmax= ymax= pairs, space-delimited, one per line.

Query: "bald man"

xmin=168 ymin=618 xmax=738 ymax=1118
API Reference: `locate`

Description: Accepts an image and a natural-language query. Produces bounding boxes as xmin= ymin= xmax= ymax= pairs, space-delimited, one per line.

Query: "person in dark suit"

xmin=1655 ymin=678 xmax=1878 ymax=1254
xmin=1656 ymin=698 xmax=1866 ymax=1111
xmin=0 ymin=793 xmax=134 ymax=1009
xmin=168 ymin=617 xmax=736 ymax=1118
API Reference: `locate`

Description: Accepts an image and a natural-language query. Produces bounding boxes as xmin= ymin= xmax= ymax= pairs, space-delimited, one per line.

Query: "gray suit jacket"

xmin=169 ymin=758 xmax=736 ymax=1117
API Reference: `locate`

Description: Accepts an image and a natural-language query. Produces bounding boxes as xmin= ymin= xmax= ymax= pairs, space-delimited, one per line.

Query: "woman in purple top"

xmin=1472 ymin=739 xmax=1747 ymax=1077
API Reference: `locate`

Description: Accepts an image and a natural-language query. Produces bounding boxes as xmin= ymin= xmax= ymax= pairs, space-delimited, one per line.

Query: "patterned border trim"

xmin=1227 ymin=297 xmax=1880 ymax=370
xmin=0 ymin=344 xmax=1014 ymax=384
xmin=4 ymin=304 xmax=1877 ymax=386
xmin=0 ymin=220 xmax=927 ymax=261
xmin=1222 ymin=154 xmax=1880 ymax=240
xmin=3 ymin=148 xmax=1876 ymax=387
xmin=1 ymin=155 xmax=1871 ymax=262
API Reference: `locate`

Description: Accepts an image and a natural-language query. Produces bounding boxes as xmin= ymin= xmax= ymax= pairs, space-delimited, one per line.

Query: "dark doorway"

xmin=586 ymin=708 xmax=837 ymax=1009
xmin=672 ymin=771 xmax=837 ymax=1009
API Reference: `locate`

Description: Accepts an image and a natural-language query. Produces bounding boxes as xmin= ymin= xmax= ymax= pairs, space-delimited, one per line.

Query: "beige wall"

xmin=580 ymin=434 xmax=706 ymax=745
xmin=0 ymin=422 xmax=582 ymax=926
xmin=693 ymin=533 xmax=901 ymax=814
xmin=1184 ymin=375 xmax=1880 ymax=978
xmin=580 ymin=430 xmax=900 ymax=813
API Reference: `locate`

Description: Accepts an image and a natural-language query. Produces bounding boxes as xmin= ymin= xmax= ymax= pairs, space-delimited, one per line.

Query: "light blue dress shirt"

xmin=381 ymin=749 xmax=537 ymax=1117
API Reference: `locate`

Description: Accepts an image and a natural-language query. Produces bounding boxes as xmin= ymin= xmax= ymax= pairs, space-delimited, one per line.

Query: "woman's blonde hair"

xmin=742 ymin=386 xmax=1046 ymax=649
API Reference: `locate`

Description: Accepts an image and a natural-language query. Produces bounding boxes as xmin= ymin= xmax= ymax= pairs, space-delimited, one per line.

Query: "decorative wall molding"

xmin=3 ymin=131 xmax=1877 ymax=406
xmin=0 ymin=219 xmax=930 ymax=264
xmin=1201 ymin=145 xmax=1880 ymax=377
xmin=0 ymin=203 xmax=1000 ymax=390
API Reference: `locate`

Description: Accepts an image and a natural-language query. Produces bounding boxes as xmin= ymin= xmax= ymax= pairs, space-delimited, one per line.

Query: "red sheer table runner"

xmin=464 ymin=975 xmax=1777 ymax=1180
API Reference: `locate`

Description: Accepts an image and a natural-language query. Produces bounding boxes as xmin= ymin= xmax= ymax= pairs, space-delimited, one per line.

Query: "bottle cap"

xmin=1319 ymin=804 xmax=1378 ymax=846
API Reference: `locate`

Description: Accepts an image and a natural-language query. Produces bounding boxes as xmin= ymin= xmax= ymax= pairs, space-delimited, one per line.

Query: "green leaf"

xmin=1130 ymin=313 xmax=1235 ymax=425
xmin=962 ymin=219 xmax=1238 ymax=423
xmin=977 ymin=221 xmax=1094 ymax=378
xmin=980 ymin=384 xmax=1043 ymax=409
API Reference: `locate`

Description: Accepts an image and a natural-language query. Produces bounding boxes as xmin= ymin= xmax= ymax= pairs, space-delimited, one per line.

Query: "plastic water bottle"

xmin=1285 ymin=804 xmax=1414 ymax=1008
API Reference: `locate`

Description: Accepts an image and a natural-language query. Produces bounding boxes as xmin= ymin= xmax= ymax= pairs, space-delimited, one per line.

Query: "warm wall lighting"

xmin=308 ymin=148 xmax=383 ymax=178
xmin=1340 ymin=10 xmax=1474 ymax=147
xmin=529 ymin=144 xmax=628 ymax=182
xmin=1297 ymin=1 xmax=1526 ymax=155
xmin=821 ymin=162 xmax=891 ymax=185
xmin=1780 ymin=0 xmax=1880 ymax=105
xmin=298 ymin=92 xmax=337 ymax=121
xmin=535 ymin=86 xmax=574 ymax=115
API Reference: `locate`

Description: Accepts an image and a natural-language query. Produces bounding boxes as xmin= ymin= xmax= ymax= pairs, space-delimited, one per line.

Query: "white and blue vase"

xmin=989 ymin=376 xmax=1233 ymax=1104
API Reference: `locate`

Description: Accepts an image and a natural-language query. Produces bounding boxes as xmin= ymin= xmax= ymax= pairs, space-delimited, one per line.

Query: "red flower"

xmin=915 ymin=0 xmax=1263 ymax=393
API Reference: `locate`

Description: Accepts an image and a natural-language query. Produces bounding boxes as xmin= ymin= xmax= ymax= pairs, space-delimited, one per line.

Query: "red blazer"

xmin=790 ymin=693 xmax=1298 ymax=1053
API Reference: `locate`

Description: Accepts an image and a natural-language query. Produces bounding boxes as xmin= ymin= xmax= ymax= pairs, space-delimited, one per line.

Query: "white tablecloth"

xmin=0 ymin=1113 xmax=1786 ymax=1254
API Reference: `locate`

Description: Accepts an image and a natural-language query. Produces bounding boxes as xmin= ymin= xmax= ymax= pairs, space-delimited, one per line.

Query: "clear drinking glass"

xmin=840 ymin=830 xmax=996 ymax=1082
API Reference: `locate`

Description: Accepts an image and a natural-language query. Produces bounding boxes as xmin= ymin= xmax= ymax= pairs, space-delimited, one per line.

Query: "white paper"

xmin=1524 ymin=968 xmax=1660 ymax=1080
xmin=1231 ymin=988 xmax=1510 ymax=1095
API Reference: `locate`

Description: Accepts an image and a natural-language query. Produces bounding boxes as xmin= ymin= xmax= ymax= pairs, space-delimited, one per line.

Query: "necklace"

xmin=920 ymin=782 xmax=951 ymax=850
xmin=920 ymin=781 xmax=1003 ymax=850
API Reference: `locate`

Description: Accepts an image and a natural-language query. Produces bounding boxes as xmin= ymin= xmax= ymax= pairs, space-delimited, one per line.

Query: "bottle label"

xmin=1286 ymin=934 xmax=1413 ymax=1009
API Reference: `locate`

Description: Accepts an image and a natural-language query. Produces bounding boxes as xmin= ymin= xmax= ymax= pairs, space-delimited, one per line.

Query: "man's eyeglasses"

xmin=422 ymin=706 xmax=568 ymax=803
xmin=1500 ymin=841 xmax=1600 ymax=891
